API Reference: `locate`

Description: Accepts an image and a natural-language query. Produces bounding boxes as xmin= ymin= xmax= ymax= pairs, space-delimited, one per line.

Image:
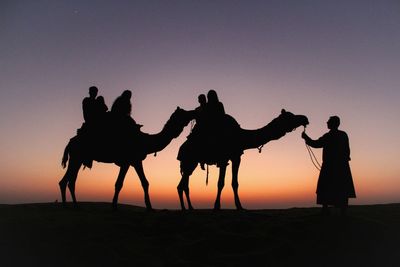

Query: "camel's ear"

xmin=177 ymin=106 xmax=181 ymax=110
xmin=281 ymin=109 xmax=286 ymax=114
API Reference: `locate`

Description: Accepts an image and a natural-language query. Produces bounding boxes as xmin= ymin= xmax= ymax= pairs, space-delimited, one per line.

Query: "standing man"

xmin=302 ymin=116 xmax=356 ymax=215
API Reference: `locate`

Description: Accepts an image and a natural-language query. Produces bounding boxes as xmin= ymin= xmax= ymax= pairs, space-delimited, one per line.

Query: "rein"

xmin=206 ymin=164 xmax=209 ymax=185
xmin=303 ymin=127 xmax=321 ymax=171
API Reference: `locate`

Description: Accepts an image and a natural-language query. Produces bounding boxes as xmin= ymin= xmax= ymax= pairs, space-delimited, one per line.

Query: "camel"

xmin=59 ymin=107 xmax=195 ymax=210
xmin=177 ymin=109 xmax=309 ymax=210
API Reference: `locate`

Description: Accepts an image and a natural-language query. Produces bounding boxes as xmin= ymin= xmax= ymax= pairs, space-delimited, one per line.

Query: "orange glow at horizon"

xmin=3 ymin=130 xmax=397 ymax=209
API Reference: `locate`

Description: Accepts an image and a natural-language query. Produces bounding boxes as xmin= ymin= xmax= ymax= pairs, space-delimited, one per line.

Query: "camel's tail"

xmin=61 ymin=142 xmax=71 ymax=169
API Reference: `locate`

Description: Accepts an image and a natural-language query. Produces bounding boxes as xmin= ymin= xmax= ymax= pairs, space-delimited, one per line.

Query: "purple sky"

xmin=1 ymin=1 xmax=399 ymax=207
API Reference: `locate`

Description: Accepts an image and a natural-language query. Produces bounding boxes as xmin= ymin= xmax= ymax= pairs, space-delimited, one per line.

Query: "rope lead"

xmin=305 ymin=143 xmax=321 ymax=171
xmin=206 ymin=165 xmax=209 ymax=186
xmin=303 ymin=127 xmax=321 ymax=171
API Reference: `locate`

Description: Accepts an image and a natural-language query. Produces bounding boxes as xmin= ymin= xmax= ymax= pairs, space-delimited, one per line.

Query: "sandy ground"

xmin=1 ymin=202 xmax=399 ymax=266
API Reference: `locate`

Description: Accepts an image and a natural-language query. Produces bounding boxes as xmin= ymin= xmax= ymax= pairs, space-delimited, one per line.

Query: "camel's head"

xmin=170 ymin=107 xmax=196 ymax=125
xmin=277 ymin=109 xmax=309 ymax=132
xmin=165 ymin=107 xmax=197 ymax=138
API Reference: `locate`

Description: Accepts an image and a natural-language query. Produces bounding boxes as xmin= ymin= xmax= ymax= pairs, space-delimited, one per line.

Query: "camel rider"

xmin=111 ymin=90 xmax=142 ymax=130
xmin=190 ymin=94 xmax=207 ymax=138
xmin=95 ymin=96 xmax=108 ymax=117
xmin=81 ymin=86 xmax=108 ymax=132
xmin=204 ymin=90 xmax=227 ymax=165
xmin=111 ymin=90 xmax=132 ymax=117
xmin=195 ymin=94 xmax=207 ymax=125
xmin=82 ymin=86 xmax=98 ymax=125
xmin=206 ymin=89 xmax=225 ymax=119
xmin=80 ymin=86 xmax=107 ymax=168
xmin=111 ymin=90 xmax=142 ymax=153
xmin=204 ymin=90 xmax=226 ymax=137
xmin=190 ymin=94 xmax=207 ymax=169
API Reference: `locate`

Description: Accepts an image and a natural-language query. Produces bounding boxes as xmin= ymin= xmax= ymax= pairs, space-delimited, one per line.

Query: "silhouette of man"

xmin=82 ymin=86 xmax=98 ymax=124
xmin=195 ymin=94 xmax=207 ymax=125
xmin=191 ymin=94 xmax=207 ymax=170
xmin=95 ymin=96 xmax=108 ymax=118
xmin=111 ymin=90 xmax=142 ymax=128
xmin=202 ymin=90 xmax=228 ymax=166
xmin=110 ymin=90 xmax=142 ymax=157
xmin=302 ymin=116 xmax=356 ymax=216
xmin=203 ymin=90 xmax=225 ymax=137
xmin=190 ymin=94 xmax=207 ymax=138
xmin=80 ymin=86 xmax=103 ymax=168
xmin=206 ymin=89 xmax=225 ymax=120
xmin=111 ymin=90 xmax=132 ymax=116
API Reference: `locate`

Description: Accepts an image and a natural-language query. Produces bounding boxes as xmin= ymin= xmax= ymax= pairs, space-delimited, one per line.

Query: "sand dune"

xmin=1 ymin=202 xmax=399 ymax=266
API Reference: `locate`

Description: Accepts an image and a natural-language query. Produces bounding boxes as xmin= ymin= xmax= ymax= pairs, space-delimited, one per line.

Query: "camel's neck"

xmin=240 ymin=118 xmax=289 ymax=150
xmin=144 ymin=128 xmax=178 ymax=155
xmin=144 ymin=110 xmax=195 ymax=154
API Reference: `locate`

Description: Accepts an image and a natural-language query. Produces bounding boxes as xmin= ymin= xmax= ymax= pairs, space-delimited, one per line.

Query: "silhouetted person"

xmin=194 ymin=94 xmax=207 ymax=126
xmin=111 ymin=90 xmax=141 ymax=129
xmin=203 ymin=89 xmax=226 ymax=137
xmin=192 ymin=94 xmax=207 ymax=170
xmin=181 ymin=90 xmax=229 ymax=171
xmin=80 ymin=86 xmax=104 ymax=168
xmin=190 ymin=94 xmax=207 ymax=138
xmin=80 ymin=86 xmax=108 ymax=130
xmin=206 ymin=89 xmax=225 ymax=120
xmin=96 ymin=96 xmax=108 ymax=115
xmin=110 ymin=90 xmax=142 ymax=158
xmin=205 ymin=90 xmax=227 ymax=165
xmin=111 ymin=90 xmax=132 ymax=116
xmin=90 ymin=95 xmax=109 ymax=140
xmin=302 ymin=116 xmax=356 ymax=216
xmin=82 ymin=86 xmax=98 ymax=124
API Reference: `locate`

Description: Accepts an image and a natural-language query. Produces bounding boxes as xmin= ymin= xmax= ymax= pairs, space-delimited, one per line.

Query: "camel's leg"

xmin=59 ymin=173 xmax=69 ymax=204
xmin=67 ymin=162 xmax=82 ymax=206
xmin=184 ymin=178 xmax=194 ymax=211
xmin=133 ymin=161 xmax=153 ymax=211
xmin=214 ymin=164 xmax=227 ymax=210
xmin=183 ymin=162 xmax=198 ymax=211
xmin=177 ymin=161 xmax=197 ymax=211
xmin=231 ymin=156 xmax=244 ymax=210
xmin=59 ymin=159 xmax=81 ymax=205
xmin=177 ymin=174 xmax=188 ymax=210
xmin=112 ymin=164 xmax=129 ymax=210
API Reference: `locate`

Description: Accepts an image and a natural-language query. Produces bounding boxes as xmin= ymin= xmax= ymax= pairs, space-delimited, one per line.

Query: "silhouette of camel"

xmin=177 ymin=109 xmax=309 ymax=210
xmin=59 ymin=107 xmax=195 ymax=210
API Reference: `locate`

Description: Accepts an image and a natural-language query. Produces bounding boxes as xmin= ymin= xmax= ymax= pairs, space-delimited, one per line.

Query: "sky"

xmin=1 ymin=0 xmax=399 ymax=209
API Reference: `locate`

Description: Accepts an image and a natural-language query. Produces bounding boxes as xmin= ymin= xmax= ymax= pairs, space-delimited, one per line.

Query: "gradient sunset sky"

xmin=1 ymin=0 xmax=399 ymax=209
